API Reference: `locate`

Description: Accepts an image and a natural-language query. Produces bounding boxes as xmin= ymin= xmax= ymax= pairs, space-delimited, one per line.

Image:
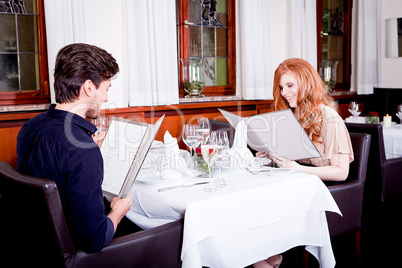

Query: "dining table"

xmin=345 ymin=116 xmax=402 ymax=159
xmin=382 ymin=124 xmax=402 ymax=159
xmin=125 ymin=149 xmax=341 ymax=268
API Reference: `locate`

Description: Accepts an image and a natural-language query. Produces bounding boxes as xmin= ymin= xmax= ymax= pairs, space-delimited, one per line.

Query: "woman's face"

xmin=279 ymin=71 xmax=299 ymax=108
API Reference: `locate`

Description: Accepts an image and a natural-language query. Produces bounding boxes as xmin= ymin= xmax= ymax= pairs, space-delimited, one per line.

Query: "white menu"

xmin=219 ymin=109 xmax=320 ymax=160
xmin=101 ymin=115 xmax=164 ymax=197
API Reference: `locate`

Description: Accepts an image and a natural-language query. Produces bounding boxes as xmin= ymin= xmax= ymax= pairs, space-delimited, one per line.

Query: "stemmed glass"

xmin=182 ymin=124 xmax=202 ymax=168
xmin=348 ymin=102 xmax=361 ymax=122
xmin=396 ymin=104 xmax=402 ymax=124
xmin=197 ymin=117 xmax=210 ymax=143
xmin=214 ymin=130 xmax=230 ymax=188
xmin=94 ymin=116 xmax=109 ymax=135
xmin=201 ymin=130 xmax=218 ymax=192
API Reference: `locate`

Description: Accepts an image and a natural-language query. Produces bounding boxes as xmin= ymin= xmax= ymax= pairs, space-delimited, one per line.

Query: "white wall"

xmin=380 ymin=0 xmax=402 ymax=88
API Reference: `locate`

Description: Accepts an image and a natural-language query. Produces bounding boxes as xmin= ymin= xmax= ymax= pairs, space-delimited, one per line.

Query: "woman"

xmin=254 ymin=58 xmax=354 ymax=268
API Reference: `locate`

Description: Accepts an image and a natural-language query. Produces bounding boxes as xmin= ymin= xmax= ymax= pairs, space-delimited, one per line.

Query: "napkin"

xmin=229 ymin=120 xmax=253 ymax=169
xmin=161 ymin=131 xmax=187 ymax=179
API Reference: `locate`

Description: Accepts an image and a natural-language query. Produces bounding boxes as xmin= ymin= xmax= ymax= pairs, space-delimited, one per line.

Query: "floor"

xmin=246 ymin=195 xmax=402 ymax=268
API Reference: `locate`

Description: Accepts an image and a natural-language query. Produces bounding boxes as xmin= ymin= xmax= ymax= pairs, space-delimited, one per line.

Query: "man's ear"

xmin=81 ymin=79 xmax=96 ymax=98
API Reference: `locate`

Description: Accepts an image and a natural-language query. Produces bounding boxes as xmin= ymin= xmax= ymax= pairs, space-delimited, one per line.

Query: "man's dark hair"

xmin=54 ymin=43 xmax=120 ymax=103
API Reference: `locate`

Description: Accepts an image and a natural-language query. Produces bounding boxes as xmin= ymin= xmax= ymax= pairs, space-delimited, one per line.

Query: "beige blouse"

xmin=299 ymin=105 xmax=354 ymax=167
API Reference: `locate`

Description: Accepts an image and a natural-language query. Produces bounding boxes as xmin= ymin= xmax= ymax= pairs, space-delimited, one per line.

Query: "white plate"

xmin=136 ymin=170 xmax=194 ymax=185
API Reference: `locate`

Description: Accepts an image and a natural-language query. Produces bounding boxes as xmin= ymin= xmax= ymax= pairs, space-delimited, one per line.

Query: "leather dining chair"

xmin=345 ymin=123 xmax=402 ymax=211
xmin=326 ymin=133 xmax=370 ymax=260
xmin=304 ymin=133 xmax=371 ymax=267
xmin=0 ymin=161 xmax=183 ymax=268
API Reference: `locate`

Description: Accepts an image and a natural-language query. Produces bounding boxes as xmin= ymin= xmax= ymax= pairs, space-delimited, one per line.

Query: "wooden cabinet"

xmin=317 ymin=0 xmax=352 ymax=90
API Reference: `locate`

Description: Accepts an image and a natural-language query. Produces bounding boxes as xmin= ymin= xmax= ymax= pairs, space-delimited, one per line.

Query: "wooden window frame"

xmin=177 ymin=0 xmax=236 ymax=98
xmin=0 ymin=0 xmax=50 ymax=106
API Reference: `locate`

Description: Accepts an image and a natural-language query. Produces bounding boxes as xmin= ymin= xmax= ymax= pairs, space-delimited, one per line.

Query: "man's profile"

xmin=17 ymin=43 xmax=140 ymax=253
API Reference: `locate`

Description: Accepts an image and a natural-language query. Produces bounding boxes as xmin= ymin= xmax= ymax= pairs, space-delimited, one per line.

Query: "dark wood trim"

xmin=178 ymin=0 xmax=189 ymax=97
xmin=316 ymin=0 xmax=323 ymax=68
xmin=38 ymin=0 xmax=50 ymax=99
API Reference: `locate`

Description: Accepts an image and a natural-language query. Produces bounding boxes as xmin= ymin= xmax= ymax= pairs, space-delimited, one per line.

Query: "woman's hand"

xmin=256 ymin=150 xmax=269 ymax=158
xmin=269 ymin=152 xmax=298 ymax=169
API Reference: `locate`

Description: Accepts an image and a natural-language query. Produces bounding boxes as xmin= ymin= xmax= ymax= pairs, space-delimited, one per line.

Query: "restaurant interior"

xmin=1 ymin=0 xmax=402 ymax=267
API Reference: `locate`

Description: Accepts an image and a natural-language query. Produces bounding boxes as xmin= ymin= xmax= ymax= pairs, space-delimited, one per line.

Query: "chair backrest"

xmin=347 ymin=132 xmax=371 ymax=184
xmin=326 ymin=133 xmax=371 ymax=237
xmin=345 ymin=123 xmax=386 ymax=203
xmin=0 ymin=161 xmax=75 ymax=267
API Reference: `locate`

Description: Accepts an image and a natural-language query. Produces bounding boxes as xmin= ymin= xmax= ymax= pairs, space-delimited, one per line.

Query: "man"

xmin=17 ymin=43 xmax=135 ymax=253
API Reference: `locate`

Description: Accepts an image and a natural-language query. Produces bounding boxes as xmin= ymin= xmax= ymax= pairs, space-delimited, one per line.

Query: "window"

xmin=176 ymin=0 xmax=236 ymax=97
xmin=317 ymin=0 xmax=352 ymax=91
xmin=0 ymin=0 xmax=49 ymax=106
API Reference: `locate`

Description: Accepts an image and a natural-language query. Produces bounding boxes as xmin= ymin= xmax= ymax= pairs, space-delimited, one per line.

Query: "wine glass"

xmin=201 ymin=130 xmax=218 ymax=192
xmin=214 ymin=130 xmax=230 ymax=188
xmin=94 ymin=116 xmax=109 ymax=135
xmin=182 ymin=124 xmax=202 ymax=168
xmin=197 ymin=117 xmax=210 ymax=143
xmin=348 ymin=102 xmax=361 ymax=122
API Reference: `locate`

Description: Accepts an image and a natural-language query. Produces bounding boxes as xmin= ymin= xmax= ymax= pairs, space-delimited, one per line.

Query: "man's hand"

xmin=107 ymin=193 xmax=132 ymax=232
xmin=92 ymin=131 xmax=107 ymax=147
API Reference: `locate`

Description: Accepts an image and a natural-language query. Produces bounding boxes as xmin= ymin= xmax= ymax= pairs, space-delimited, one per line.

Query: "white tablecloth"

xmin=383 ymin=124 xmax=402 ymax=159
xmin=126 ymin=165 xmax=341 ymax=268
xmin=126 ymin=165 xmax=340 ymax=268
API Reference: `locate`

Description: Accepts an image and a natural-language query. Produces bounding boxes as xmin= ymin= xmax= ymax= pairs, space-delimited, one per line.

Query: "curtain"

xmin=44 ymin=0 xmax=86 ymax=103
xmin=236 ymin=0 xmax=273 ymax=100
xmin=126 ymin=0 xmax=179 ymax=106
xmin=350 ymin=0 xmax=380 ymax=95
xmin=288 ymin=0 xmax=317 ymax=69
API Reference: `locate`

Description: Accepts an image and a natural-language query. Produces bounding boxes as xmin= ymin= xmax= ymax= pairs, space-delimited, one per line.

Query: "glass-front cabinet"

xmin=0 ymin=0 xmax=49 ymax=105
xmin=317 ymin=0 xmax=352 ymax=91
xmin=177 ymin=0 xmax=235 ymax=97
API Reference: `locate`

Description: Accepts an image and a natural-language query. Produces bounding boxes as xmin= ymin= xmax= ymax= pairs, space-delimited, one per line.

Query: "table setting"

xmin=124 ymin=118 xmax=341 ymax=268
xmin=344 ymin=102 xmax=402 ymax=159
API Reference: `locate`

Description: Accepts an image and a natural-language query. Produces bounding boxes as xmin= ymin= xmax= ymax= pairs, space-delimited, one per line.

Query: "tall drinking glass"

xmin=214 ymin=130 xmax=229 ymax=187
xmin=182 ymin=124 xmax=202 ymax=168
xmin=201 ymin=130 xmax=218 ymax=192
